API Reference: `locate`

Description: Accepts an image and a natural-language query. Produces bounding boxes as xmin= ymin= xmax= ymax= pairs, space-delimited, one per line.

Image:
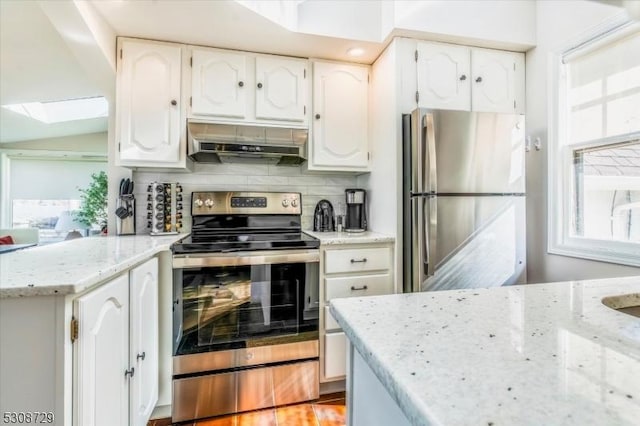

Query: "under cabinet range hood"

xmin=187 ymin=121 xmax=308 ymax=165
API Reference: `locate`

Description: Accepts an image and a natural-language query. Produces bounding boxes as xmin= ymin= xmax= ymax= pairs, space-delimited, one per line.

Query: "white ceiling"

xmin=90 ymin=0 xmax=385 ymax=63
xmin=0 ymin=1 xmax=108 ymax=144
xmin=1 ymin=0 xmax=387 ymax=144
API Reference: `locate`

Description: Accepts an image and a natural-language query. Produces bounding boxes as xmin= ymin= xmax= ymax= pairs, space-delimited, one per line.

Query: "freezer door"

xmin=421 ymin=195 xmax=526 ymax=292
xmin=424 ymin=110 xmax=525 ymax=194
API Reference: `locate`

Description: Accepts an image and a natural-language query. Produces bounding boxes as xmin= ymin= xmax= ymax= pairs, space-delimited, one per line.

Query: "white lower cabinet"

xmin=75 ymin=274 xmax=130 ymax=426
xmin=75 ymin=257 xmax=159 ymax=426
xmin=320 ymin=242 xmax=394 ymax=382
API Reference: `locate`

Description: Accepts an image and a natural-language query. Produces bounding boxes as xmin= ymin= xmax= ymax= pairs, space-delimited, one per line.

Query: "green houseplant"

xmin=77 ymin=171 xmax=108 ymax=233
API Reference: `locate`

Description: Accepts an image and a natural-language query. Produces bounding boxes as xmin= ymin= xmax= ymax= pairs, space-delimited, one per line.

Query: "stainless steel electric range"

xmin=171 ymin=191 xmax=320 ymax=423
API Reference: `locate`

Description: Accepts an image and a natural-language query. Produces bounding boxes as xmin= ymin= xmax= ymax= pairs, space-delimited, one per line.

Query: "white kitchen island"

xmin=330 ymin=277 xmax=640 ymax=426
xmin=0 ymin=234 xmax=185 ymax=426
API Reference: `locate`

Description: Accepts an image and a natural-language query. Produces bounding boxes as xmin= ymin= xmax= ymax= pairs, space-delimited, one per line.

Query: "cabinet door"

xmin=255 ymin=56 xmax=307 ymax=122
xmin=129 ymin=258 xmax=159 ymax=426
xmin=311 ymin=62 xmax=369 ymax=170
xmin=471 ymin=48 xmax=524 ymax=113
xmin=118 ymin=40 xmax=182 ymax=164
xmin=75 ymin=274 xmax=129 ymax=426
xmin=191 ymin=49 xmax=247 ymax=118
xmin=324 ymin=332 xmax=347 ymax=379
xmin=417 ymin=42 xmax=471 ymax=111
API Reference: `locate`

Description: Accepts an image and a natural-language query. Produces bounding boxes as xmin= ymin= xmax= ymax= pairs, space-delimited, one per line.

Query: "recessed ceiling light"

xmin=347 ymin=47 xmax=365 ymax=57
xmin=2 ymin=96 xmax=108 ymax=124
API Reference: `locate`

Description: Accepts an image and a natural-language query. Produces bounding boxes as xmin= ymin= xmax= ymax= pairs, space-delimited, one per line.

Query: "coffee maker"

xmin=344 ymin=189 xmax=367 ymax=232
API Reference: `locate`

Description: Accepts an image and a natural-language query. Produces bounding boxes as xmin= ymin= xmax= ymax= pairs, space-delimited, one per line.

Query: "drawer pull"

xmin=350 ymin=285 xmax=368 ymax=291
xmin=350 ymin=258 xmax=367 ymax=263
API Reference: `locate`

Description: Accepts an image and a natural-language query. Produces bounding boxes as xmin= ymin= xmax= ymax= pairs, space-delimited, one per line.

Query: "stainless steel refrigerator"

xmin=403 ymin=108 xmax=527 ymax=293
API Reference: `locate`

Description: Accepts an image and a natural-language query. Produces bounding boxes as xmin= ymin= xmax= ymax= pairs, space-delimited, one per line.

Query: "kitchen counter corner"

xmin=330 ymin=276 xmax=640 ymax=426
xmin=0 ymin=234 xmax=186 ymax=298
xmin=303 ymin=230 xmax=394 ymax=245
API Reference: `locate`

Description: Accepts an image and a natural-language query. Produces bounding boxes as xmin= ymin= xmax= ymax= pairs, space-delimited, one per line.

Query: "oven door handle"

xmin=173 ymin=249 xmax=319 ymax=268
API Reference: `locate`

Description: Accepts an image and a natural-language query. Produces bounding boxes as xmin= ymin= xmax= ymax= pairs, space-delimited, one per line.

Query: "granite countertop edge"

xmin=0 ymin=234 xmax=187 ymax=299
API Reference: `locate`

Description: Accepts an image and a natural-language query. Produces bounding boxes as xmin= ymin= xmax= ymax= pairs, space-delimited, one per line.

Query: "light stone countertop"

xmin=330 ymin=276 xmax=640 ymax=426
xmin=0 ymin=234 xmax=186 ymax=298
xmin=303 ymin=230 xmax=394 ymax=245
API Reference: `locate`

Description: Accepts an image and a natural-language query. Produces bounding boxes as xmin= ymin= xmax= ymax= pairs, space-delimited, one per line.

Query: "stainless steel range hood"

xmin=187 ymin=121 xmax=308 ymax=166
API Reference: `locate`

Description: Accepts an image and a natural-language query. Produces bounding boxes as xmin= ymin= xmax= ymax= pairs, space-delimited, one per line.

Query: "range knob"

xmin=194 ymin=199 xmax=204 ymax=207
xmin=291 ymin=199 xmax=298 ymax=207
xmin=204 ymin=199 xmax=214 ymax=208
xmin=282 ymin=199 xmax=290 ymax=207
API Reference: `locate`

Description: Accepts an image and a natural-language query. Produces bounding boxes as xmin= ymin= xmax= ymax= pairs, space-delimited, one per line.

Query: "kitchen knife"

xmin=119 ymin=178 xmax=126 ymax=197
xmin=127 ymin=180 xmax=134 ymax=195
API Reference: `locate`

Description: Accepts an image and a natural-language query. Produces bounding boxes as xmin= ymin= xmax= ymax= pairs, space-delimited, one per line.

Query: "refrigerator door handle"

xmin=413 ymin=110 xmax=423 ymax=194
xmin=423 ymin=113 xmax=437 ymax=194
xmin=427 ymin=196 xmax=437 ymax=279
xmin=412 ymin=196 xmax=425 ymax=292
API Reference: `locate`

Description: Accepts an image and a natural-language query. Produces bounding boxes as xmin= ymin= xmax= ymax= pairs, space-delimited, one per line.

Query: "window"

xmin=549 ymin=22 xmax=640 ymax=266
xmin=4 ymin=156 xmax=107 ymax=245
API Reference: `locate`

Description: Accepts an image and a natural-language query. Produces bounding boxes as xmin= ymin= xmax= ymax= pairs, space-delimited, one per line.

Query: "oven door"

xmin=172 ymin=249 xmax=319 ymax=358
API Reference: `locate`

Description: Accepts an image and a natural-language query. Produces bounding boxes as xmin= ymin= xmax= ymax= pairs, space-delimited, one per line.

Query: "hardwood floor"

xmin=148 ymin=393 xmax=346 ymax=426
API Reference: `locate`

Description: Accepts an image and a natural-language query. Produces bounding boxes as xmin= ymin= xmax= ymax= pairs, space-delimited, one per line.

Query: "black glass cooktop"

xmin=172 ymin=232 xmax=319 ymax=254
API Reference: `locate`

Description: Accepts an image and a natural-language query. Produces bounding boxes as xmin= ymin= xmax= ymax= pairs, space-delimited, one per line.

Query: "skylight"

xmin=2 ymin=96 xmax=108 ymax=124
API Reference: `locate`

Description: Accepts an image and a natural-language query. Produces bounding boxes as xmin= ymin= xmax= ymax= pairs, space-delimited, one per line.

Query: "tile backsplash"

xmin=133 ymin=162 xmax=358 ymax=233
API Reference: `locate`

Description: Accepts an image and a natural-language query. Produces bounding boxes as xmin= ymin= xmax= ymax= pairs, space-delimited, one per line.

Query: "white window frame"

xmin=548 ymin=15 xmax=640 ymax=267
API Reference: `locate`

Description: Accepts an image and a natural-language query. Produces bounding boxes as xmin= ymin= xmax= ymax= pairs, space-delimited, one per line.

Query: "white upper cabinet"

xmin=417 ymin=42 xmax=471 ymax=111
xmin=129 ymin=258 xmax=159 ymax=426
xmin=117 ymin=39 xmax=184 ymax=166
xmin=191 ymin=49 xmax=247 ymax=118
xmin=415 ymin=42 xmax=525 ymax=113
xmin=471 ymin=48 xmax=525 ymax=113
xmin=255 ymin=56 xmax=307 ymax=122
xmin=188 ymin=48 xmax=309 ymax=126
xmin=310 ymin=61 xmax=369 ymax=171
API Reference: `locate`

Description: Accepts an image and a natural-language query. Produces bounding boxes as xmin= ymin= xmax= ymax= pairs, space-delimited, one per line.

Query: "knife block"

xmin=115 ymin=195 xmax=136 ymax=236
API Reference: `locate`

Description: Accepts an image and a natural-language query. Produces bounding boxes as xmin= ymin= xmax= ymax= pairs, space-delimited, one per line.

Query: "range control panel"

xmin=192 ymin=191 xmax=301 ymax=216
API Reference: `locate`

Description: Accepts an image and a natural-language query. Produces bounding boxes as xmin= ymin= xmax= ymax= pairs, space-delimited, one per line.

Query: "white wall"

xmin=358 ymin=37 xmax=418 ymax=291
xmin=392 ymin=0 xmax=536 ymax=50
xmin=525 ymin=0 xmax=639 ymax=282
xmin=0 ymin=132 xmax=107 ymax=153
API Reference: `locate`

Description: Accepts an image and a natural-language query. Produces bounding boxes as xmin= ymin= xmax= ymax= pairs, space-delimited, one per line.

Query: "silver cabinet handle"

xmin=351 ymin=285 xmax=368 ymax=291
xmin=350 ymin=258 xmax=367 ymax=263
xmin=124 ymin=367 xmax=135 ymax=378
xmin=136 ymin=352 xmax=146 ymax=361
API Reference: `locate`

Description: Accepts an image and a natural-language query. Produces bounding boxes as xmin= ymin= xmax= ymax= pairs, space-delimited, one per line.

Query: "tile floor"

xmin=148 ymin=393 xmax=346 ymax=426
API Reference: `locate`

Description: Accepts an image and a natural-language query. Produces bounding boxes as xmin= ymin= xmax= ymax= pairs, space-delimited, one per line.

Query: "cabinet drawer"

xmin=325 ymin=274 xmax=392 ymax=301
xmin=324 ymin=247 xmax=391 ymax=274
xmin=325 ymin=306 xmax=340 ymax=331
xmin=324 ymin=332 xmax=347 ymax=379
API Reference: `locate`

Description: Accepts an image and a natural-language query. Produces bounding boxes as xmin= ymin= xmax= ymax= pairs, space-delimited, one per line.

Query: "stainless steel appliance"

xmin=147 ymin=182 xmax=184 ymax=235
xmin=403 ymin=109 xmax=526 ymax=293
xmin=313 ymin=199 xmax=335 ymax=232
xmin=344 ymin=189 xmax=367 ymax=232
xmin=187 ymin=121 xmax=308 ymax=165
xmin=171 ymin=191 xmax=320 ymax=423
